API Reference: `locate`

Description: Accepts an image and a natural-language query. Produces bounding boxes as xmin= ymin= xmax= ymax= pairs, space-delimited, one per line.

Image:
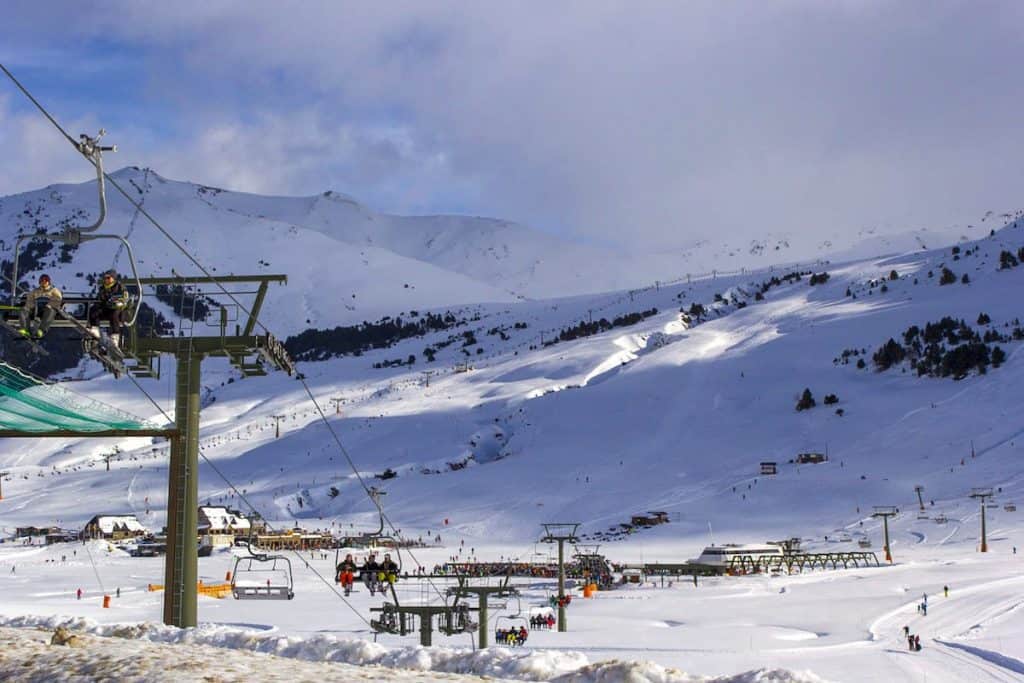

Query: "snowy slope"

xmin=2 ymin=171 xmax=1024 ymax=680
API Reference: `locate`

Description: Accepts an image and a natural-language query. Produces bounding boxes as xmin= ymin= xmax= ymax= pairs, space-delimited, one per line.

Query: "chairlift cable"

xmin=82 ymin=540 xmax=106 ymax=595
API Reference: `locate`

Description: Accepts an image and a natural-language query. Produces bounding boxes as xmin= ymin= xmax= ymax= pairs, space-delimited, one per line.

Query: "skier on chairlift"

xmin=18 ymin=274 xmax=62 ymax=339
xmin=88 ymin=270 xmax=129 ymax=348
xmin=336 ymin=553 xmax=357 ymax=596
xmin=362 ymin=553 xmax=381 ymax=595
xmin=380 ymin=553 xmax=399 ymax=586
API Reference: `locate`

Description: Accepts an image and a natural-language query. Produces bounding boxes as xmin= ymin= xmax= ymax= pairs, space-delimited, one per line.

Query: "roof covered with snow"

xmin=89 ymin=516 xmax=146 ymax=534
xmin=198 ymin=507 xmax=251 ymax=532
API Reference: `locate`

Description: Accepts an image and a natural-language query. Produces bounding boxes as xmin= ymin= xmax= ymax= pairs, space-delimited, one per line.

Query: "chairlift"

xmin=438 ymin=602 xmax=477 ymax=636
xmin=370 ymin=602 xmax=412 ymax=635
xmin=857 ymin=538 xmax=872 ymax=549
xmin=1004 ymin=503 xmax=1017 ymax=512
xmin=3 ymin=131 xmax=143 ymax=371
xmin=335 ymin=487 xmax=403 ymax=575
xmin=493 ymin=613 xmax=529 ymax=646
xmin=231 ymin=545 xmax=294 ymax=600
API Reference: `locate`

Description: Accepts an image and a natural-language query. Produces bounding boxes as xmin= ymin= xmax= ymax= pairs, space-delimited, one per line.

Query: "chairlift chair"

xmin=3 ymin=131 xmax=143 ymax=375
xmin=493 ymin=613 xmax=529 ymax=646
xmin=231 ymin=546 xmax=295 ymax=600
xmin=438 ymin=602 xmax=477 ymax=636
xmin=370 ymin=602 xmax=412 ymax=636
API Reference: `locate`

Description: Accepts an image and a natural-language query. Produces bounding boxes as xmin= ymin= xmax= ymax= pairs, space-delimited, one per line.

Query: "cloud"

xmin=2 ymin=2 xmax=1024 ymax=249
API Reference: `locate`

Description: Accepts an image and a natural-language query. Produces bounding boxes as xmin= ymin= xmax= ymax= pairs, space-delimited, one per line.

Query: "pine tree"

xmin=796 ymin=388 xmax=816 ymax=411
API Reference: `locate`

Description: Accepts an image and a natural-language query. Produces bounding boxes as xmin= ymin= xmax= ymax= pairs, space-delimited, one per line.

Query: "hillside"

xmin=0 ymin=210 xmax=1021 ymax=549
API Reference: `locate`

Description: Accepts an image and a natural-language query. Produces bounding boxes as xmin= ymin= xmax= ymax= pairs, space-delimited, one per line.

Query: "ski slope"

xmin=1 ymin=173 xmax=1024 ymax=680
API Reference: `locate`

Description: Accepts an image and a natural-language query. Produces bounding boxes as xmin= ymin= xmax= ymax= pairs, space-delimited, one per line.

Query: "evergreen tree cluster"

xmin=153 ymin=284 xmax=213 ymax=321
xmin=553 ymin=307 xmax=659 ymax=344
xmin=999 ymin=249 xmax=1024 ymax=270
xmin=757 ymin=270 xmax=810 ymax=296
xmin=808 ymin=272 xmax=830 ymax=285
xmin=870 ymin=315 xmax=1022 ymax=379
xmin=285 ymin=311 xmax=465 ymax=362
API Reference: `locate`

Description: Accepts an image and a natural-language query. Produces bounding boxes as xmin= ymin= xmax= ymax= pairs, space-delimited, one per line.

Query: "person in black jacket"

xmin=361 ymin=554 xmax=381 ymax=595
xmin=88 ymin=270 xmax=129 ymax=347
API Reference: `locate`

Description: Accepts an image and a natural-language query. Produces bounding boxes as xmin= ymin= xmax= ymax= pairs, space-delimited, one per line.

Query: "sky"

xmin=1 ymin=1 xmax=1023 ymax=251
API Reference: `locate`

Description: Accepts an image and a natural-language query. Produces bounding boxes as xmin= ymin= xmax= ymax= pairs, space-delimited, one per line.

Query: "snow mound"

xmin=0 ymin=615 xmax=825 ymax=682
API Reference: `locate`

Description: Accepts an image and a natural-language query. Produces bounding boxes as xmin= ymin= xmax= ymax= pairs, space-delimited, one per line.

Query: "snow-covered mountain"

xmin=0 ymin=197 xmax=1021 ymax=543
xmin=3 ymin=168 xmax=1011 ymax=336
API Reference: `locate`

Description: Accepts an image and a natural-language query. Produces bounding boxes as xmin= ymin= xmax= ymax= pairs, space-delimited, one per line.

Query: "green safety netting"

xmin=0 ymin=360 xmax=156 ymax=432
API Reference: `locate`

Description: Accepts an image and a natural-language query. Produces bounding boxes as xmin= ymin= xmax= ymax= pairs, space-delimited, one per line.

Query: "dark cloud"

xmin=2 ymin=1 xmax=1023 ymax=248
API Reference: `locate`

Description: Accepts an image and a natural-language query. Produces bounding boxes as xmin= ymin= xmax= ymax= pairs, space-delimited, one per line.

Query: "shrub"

xmin=823 ymin=394 xmax=839 ymax=405
xmin=939 ymin=268 xmax=957 ymax=285
xmin=889 ymin=270 xmax=899 ymax=280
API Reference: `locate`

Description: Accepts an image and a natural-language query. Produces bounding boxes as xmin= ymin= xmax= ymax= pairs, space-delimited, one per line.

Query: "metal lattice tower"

xmin=447 ymin=575 xmax=519 ymax=648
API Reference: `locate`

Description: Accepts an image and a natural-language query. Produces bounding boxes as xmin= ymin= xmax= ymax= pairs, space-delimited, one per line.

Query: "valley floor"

xmin=1 ymin=521 xmax=1022 ymax=682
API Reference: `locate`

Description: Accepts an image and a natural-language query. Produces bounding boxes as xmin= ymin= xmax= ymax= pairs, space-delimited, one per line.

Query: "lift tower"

xmin=871 ymin=506 xmax=898 ymax=564
xmin=541 ymin=522 xmax=579 ymax=633
xmin=970 ymin=488 xmax=994 ymax=553
xmin=126 ymin=274 xmax=294 ymax=629
xmin=914 ymin=486 xmax=925 ymax=512
xmin=447 ymin=575 xmax=519 ymax=648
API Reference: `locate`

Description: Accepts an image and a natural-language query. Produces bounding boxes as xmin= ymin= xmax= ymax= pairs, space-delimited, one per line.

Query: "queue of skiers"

xmin=335 ymin=552 xmax=399 ymax=596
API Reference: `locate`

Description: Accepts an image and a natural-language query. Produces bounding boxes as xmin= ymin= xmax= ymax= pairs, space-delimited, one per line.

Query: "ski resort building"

xmin=82 ymin=515 xmax=148 ymax=541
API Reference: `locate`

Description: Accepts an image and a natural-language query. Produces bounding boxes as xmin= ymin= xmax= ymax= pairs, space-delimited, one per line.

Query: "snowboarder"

xmin=17 ymin=274 xmax=62 ymax=339
xmin=88 ymin=270 xmax=129 ymax=348
xmin=943 ymin=585 xmax=948 ymax=598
